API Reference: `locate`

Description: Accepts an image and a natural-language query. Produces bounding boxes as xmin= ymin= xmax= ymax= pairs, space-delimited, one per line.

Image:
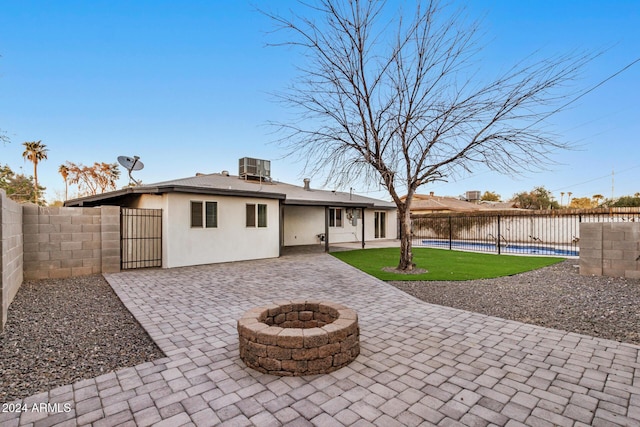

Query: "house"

xmin=406 ymin=192 xmax=517 ymax=215
xmin=404 ymin=192 xmax=487 ymax=215
xmin=64 ymin=161 xmax=397 ymax=268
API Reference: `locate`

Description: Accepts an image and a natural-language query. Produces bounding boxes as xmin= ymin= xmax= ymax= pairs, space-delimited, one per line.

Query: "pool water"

xmin=419 ymin=239 xmax=579 ymax=257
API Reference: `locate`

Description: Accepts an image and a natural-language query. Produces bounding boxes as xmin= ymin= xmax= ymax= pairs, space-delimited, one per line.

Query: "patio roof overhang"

xmin=64 ymin=185 xmax=286 ymax=207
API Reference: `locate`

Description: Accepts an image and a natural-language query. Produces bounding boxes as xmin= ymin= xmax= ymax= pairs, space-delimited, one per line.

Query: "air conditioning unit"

xmin=466 ymin=190 xmax=481 ymax=202
xmin=239 ymin=157 xmax=271 ymax=180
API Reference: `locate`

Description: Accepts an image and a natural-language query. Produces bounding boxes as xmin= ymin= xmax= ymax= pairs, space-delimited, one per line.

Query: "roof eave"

xmin=63 ymin=187 xmax=140 ymax=207
xmin=284 ymin=199 xmax=377 ymax=207
xmin=64 ymin=184 xmax=286 ymax=207
xmin=155 ymin=185 xmax=286 ymax=200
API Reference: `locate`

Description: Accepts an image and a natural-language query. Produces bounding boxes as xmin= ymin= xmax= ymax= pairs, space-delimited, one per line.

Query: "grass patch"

xmin=331 ymin=247 xmax=564 ymax=281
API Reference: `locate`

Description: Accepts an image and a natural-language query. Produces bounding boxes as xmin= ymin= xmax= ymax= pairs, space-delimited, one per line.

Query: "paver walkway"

xmin=2 ymin=253 xmax=639 ymax=426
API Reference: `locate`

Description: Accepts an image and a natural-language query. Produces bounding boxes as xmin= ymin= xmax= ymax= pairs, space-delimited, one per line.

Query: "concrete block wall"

xmin=1 ymin=190 xmax=24 ymax=330
xmin=580 ymin=223 xmax=640 ymax=279
xmin=22 ymin=205 xmax=120 ymax=280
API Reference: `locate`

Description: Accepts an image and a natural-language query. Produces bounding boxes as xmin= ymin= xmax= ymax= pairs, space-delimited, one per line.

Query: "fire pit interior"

xmin=238 ymin=300 xmax=359 ymax=376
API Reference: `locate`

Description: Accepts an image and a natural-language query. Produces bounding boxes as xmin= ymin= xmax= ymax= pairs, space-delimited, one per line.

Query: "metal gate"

xmin=121 ymin=208 xmax=162 ymax=269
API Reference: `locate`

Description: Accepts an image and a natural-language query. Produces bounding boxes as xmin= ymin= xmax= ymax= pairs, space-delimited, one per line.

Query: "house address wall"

xmin=580 ymin=223 xmax=640 ymax=279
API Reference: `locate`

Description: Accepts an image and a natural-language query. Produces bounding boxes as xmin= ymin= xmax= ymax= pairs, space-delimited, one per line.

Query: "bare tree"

xmin=266 ymin=0 xmax=594 ymax=270
xmin=65 ymin=161 xmax=121 ymax=197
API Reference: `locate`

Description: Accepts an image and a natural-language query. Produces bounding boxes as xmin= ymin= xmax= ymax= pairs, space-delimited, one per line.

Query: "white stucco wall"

xmin=283 ymin=205 xmax=398 ymax=246
xmin=136 ymin=193 xmax=280 ymax=268
xmin=364 ymin=208 xmax=398 ymax=241
xmin=283 ymin=205 xmax=326 ymax=246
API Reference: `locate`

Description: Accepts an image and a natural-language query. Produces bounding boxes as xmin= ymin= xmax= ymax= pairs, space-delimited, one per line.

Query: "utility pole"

xmin=611 ymin=168 xmax=615 ymax=200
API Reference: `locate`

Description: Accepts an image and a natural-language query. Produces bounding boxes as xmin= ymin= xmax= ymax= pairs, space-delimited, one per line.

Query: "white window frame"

xmin=374 ymin=211 xmax=386 ymax=238
xmin=191 ymin=200 xmax=218 ymax=228
xmin=329 ymin=208 xmax=343 ymax=227
xmin=246 ymin=203 xmax=268 ymax=228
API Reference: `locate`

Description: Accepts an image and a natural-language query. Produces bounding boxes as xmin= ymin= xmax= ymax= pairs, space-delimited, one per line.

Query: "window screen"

xmin=191 ymin=201 xmax=203 ymax=227
xmin=257 ymin=204 xmax=267 ymax=227
xmin=246 ymin=204 xmax=256 ymax=227
xmin=205 ymin=202 xmax=217 ymax=228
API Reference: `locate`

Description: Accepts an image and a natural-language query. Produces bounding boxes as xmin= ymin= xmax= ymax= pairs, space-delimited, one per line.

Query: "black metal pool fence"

xmin=410 ymin=208 xmax=640 ymax=257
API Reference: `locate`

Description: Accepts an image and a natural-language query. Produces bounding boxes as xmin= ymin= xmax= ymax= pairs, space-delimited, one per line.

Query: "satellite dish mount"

xmin=117 ymin=155 xmax=144 ymax=186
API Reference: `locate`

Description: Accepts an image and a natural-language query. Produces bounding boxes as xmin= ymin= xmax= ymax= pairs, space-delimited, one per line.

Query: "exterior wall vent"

xmin=239 ymin=157 xmax=271 ymax=181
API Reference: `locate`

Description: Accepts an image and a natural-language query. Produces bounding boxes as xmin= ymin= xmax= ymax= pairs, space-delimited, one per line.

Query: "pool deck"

xmin=2 ymin=251 xmax=639 ymax=426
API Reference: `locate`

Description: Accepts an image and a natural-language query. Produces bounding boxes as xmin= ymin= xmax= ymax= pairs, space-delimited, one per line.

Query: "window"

xmin=247 ymin=203 xmax=268 ymax=228
xmin=191 ymin=201 xmax=217 ymax=228
xmin=205 ymin=202 xmax=218 ymax=228
xmin=329 ymin=208 xmax=343 ymax=227
xmin=246 ymin=204 xmax=256 ymax=227
xmin=191 ymin=201 xmax=203 ymax=227
xmin=258 ymin=204 xmax=267 ymax=227
xmin=375 ymin=211 xmax=386 ymax=238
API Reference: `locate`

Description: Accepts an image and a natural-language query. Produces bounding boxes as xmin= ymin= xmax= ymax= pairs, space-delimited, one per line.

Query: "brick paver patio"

xmin=2 ymin=253 xmax=639 ymax=426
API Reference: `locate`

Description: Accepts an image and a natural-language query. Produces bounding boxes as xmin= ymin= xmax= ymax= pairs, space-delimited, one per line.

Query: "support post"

xmin=325 ymin=206 xmax=330 ymax=253
xmin=361 ymin=208 xmax=365 ymax=248
xmin=497 ymin=215 xmax=501 ymax=255
xmin=279 ymin=202 xmax=284 ymax=257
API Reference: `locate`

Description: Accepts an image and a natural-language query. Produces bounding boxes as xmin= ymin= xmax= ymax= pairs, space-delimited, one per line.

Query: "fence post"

xmin=497 ymin=215 xmax=501 ymax=255
xmin=448 ymin=217 xmax=452 ymax=250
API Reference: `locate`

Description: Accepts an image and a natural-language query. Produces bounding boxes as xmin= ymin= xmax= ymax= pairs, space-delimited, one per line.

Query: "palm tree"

xmin=22 ymin=140 xmax=48 ymax=203
xmin=592 ymin=194 xmax=604 ymax=207
xmin=58 ymin=164 xmax=69 ymax=200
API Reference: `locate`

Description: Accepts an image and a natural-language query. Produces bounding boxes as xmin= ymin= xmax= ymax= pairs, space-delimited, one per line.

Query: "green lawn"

xmin=331 ymin=247 xmax=564 ymax=281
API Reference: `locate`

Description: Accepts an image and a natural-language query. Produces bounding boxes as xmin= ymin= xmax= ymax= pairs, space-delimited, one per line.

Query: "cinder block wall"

xmin=23 ymin=205 xmax=120 ymax=280
xmin=580 ymin=223 xmax=640 ymax=279
xmin=1 ymin=190 xmax=24 ymax=330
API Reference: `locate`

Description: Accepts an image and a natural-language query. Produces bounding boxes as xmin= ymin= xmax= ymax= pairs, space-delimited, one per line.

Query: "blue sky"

xmin=1 ymin=0 xmax=638 ymax=204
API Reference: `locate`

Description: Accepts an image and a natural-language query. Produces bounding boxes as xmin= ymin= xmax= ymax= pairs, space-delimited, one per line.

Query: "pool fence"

xmin=410 ymin=207 xmax=640 ymax=256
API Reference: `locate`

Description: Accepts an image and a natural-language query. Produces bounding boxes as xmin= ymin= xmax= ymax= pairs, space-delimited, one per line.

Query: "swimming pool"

xmin=419 ymin=239 xmax=579 ymax=257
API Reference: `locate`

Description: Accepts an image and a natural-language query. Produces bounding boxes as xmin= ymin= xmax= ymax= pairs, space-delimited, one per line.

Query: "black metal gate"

xmin=121 ymin=208 xmax=162 ymax=269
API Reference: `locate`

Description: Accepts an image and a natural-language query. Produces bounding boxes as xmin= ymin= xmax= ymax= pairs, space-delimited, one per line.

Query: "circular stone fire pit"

xmin=237 ymin=300 xmax=359 ymax=376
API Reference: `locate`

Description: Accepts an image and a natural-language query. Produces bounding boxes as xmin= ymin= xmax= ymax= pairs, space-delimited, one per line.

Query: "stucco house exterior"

xmin=65 ymin=170 xmax=397 ymax=268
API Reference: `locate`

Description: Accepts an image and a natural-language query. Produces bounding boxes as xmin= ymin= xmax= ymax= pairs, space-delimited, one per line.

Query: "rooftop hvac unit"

xmin=239 ymin=157 xmax=271 ymax=180
xmin=466 ymin=190 xmax=481 ymax=201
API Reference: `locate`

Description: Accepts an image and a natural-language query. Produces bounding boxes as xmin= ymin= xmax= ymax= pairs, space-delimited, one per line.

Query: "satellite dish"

xmin=118 ymin=155 xmax=144 ymax=185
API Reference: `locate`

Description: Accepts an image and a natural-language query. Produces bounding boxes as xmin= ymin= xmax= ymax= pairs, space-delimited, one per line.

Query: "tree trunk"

xmin=33 ymin=162 xmax=38 ymax=204
xmin=397 ymin=205 xmax=415 ymax=270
